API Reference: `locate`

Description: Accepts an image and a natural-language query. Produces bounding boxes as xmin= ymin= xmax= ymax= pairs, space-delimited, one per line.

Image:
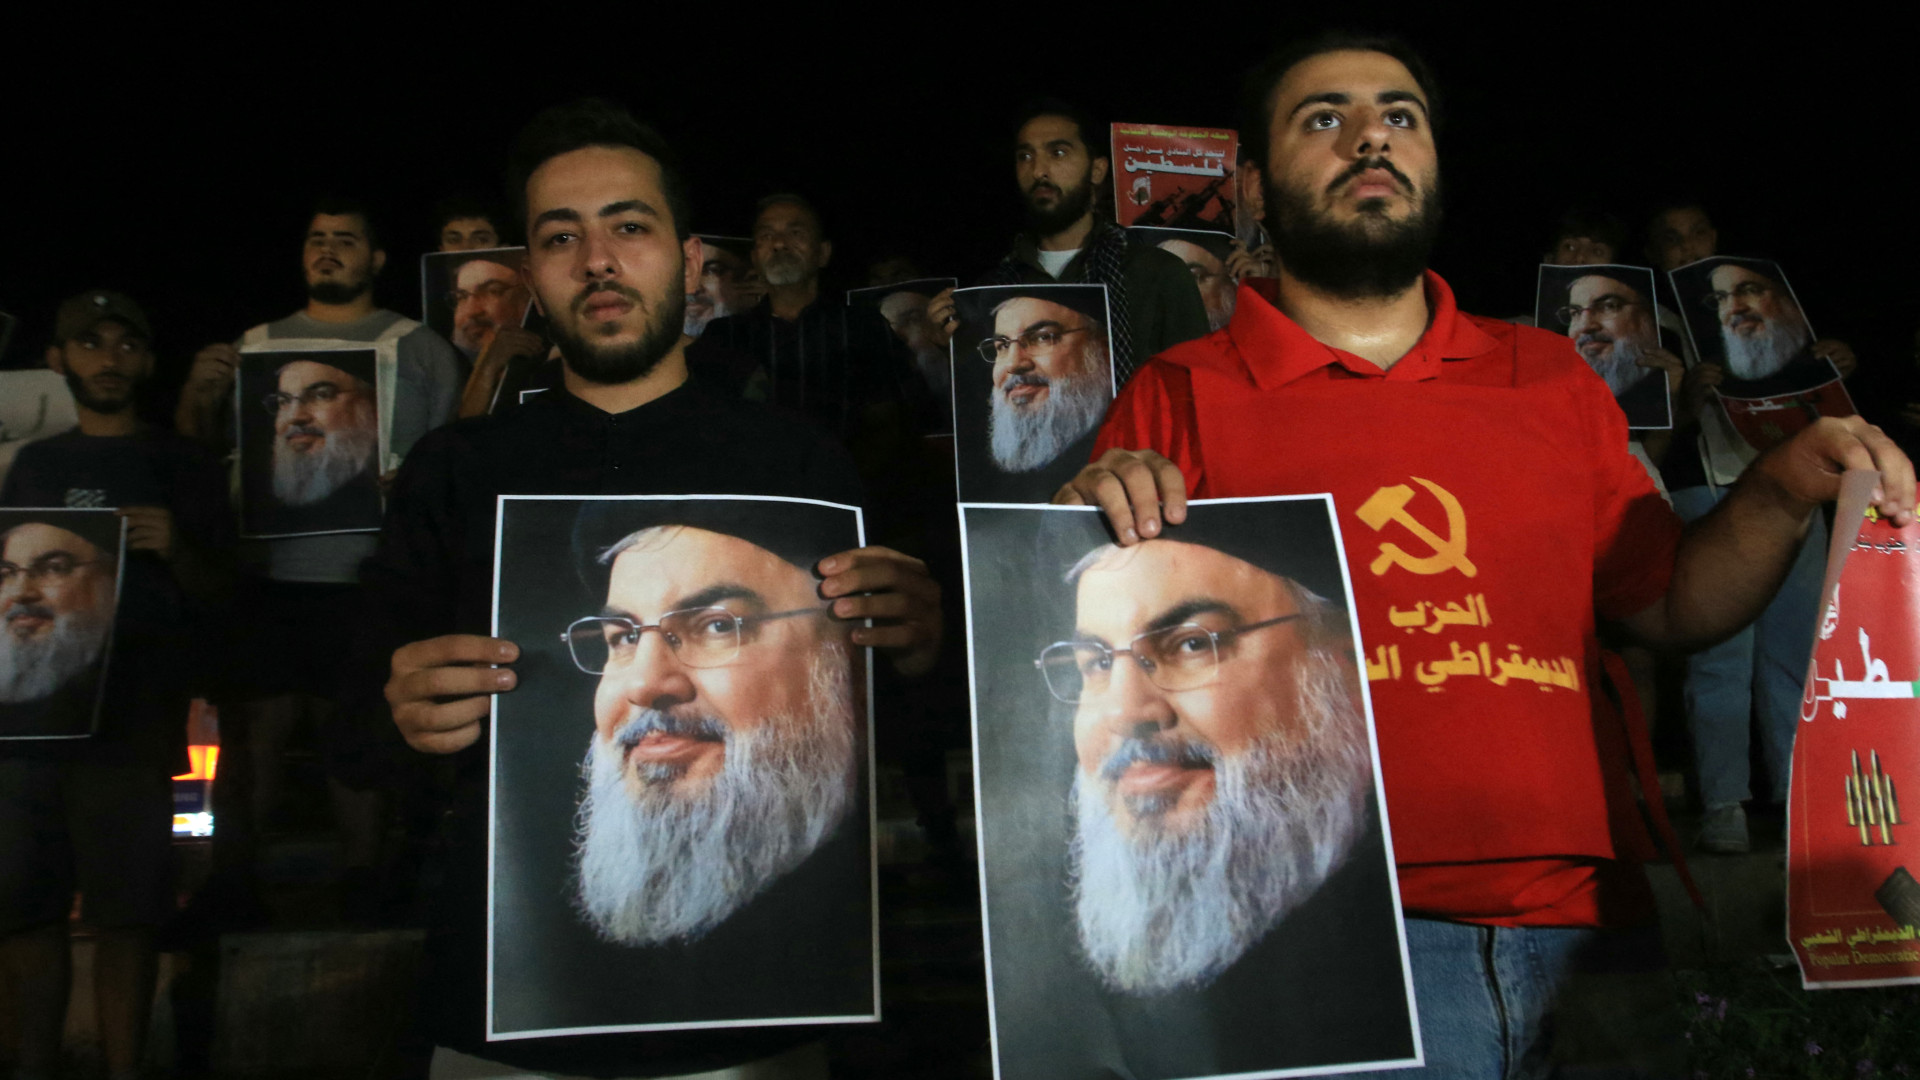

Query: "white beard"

xmin=988 ymin=362 xmax=1112 ymax=473
xmin=1579 ymin=331 xmax=1652 ymax=397
xmin=271 ymin=415 xmax=378 ymax=507
xmin=0 ymin=602 xmax=112 ymax=704
xmin=574 ymin=648 xmax=858 ymax=946
xmin=1069 ymin=647 xmax=1372 ymax=995
xmin=1721 ymin=313 xmax=1812 ymax=381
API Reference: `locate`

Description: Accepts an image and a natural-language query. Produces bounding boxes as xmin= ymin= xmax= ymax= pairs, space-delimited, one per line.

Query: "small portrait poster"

xmin=420 ymin=247 xmax=533 ymax=364
xmin=950 ymin=284 xmax=1116 ymax=503
xmin=1534 ymin=263 xmax=1674 ymax=430
xmin=1669 ymin=256 xmax=1854 ymax=452
xmin=686 ymin=235 xmax=758 ymax=339
xmin=959 ymin=498 xmax=1419 ymax=1079
xmin=0 ymin=509 xmax=125 ymax=740
xmin=488 ymin=494 xmax=878 ymax=1038
xmin=236 ymin=347 xmax=384 ymax=539
xmin=849 ymin=277 xmax=959 ymax=435
xmin=1790 ymin=473 xmax=1920 ymax=987
xmin=1128 ymin=227 xmax=1238 ymax=333
xmin=1110 ymin=123 xmax=1238 ymax=233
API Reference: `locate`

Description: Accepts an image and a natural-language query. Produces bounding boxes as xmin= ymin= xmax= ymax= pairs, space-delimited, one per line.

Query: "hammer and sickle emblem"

xmin=1355 ymin=476 xmax=1477 ymax=578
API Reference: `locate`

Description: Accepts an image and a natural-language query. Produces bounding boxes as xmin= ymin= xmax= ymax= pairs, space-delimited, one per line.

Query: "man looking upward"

xmin=1059 ymin=33 xmax=1913 ymax=1075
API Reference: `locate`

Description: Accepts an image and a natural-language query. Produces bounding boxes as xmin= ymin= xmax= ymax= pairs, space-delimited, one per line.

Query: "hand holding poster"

xmin=1111 ymin=123 xmax=1238 ymax=233
xmin=1534 ymin=263 xmax=1675 ymax=430
xmin=488 ymin=495 xmax=876 ymax=1038
xmin=950 ymin=284 xmax=1116 ymax=503
xmin=0 ymin=509 xmax=124 ymax=741
xmin=237 ymin=347 xmax=385 ymax=539
xmin=1669 ymin=256 xmax=1853 ymax=452
xmin=960 ymin=499 xmax=1418 ymax=1079
xmin=1791 ymin=472 xmax=1920 ymax=987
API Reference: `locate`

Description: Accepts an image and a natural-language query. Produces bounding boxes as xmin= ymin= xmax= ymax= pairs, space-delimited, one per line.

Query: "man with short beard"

xmin=985 ymin=293 xmax=1112 ymax=478
xmin=371 ymin=99 xmax=943 ymax=1079
xmin=1033 ymin=519 xmax=1411 ymax=1074
xmin=2 ymin=289 xmax=232 ymax=1080
xmin=924 ymin=98 xmax=1209 ymax=385
xmin=1063 ymin=32 xmax=1915 ymax=1075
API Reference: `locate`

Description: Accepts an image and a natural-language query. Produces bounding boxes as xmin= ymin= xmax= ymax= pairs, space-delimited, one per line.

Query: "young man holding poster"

xmin=369 ymin=99 xmax=941 ymax=1079
xmin=1059 ymin=33 xmax=1916 ymax=1076
xmin=1 ymin=289 xmax=232 ymax=1080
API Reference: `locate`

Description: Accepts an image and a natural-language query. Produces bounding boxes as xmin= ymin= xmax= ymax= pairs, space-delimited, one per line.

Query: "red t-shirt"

xmin=1092 ymin=273 xmax=1684 ymax=927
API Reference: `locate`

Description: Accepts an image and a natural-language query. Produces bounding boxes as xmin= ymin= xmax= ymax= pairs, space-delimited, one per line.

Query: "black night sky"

xmin=4 ymin=13 xmax=1910 ymax=418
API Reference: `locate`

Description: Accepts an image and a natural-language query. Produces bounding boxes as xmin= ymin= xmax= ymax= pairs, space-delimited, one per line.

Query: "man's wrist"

xmin=1738 ymin=455 xmax=1822 ymax=531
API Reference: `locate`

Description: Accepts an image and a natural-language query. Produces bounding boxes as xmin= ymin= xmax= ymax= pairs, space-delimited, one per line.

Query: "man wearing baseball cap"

xmin=0 ymin=289 xmax=233 ymax=1080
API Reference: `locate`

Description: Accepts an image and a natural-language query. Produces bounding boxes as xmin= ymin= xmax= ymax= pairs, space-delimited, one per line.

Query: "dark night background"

xmin=3 ymin=14 xmax=1910 ymax=420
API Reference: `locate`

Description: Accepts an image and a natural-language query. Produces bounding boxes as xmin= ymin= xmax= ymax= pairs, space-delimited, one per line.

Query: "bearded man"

xmin=984 ymin=292 xmax=1113 ymax=475
xmin=263 ymin=358 xmax=380 ymax=524
xmin=1547 ymin=267 xmax=1674 ymax=428
xmin=449 ymin=255 xmax=530 ymax=360
xmin=373 ymin=99 xmax=943 ymax=1076
xmin=1060 ymin=31 xmax=1914 ymax=1077
xmin=1710 ymin=260 xmax=1814 ymax=382
xmin=0 ymin=521 xmax=117 ymax=724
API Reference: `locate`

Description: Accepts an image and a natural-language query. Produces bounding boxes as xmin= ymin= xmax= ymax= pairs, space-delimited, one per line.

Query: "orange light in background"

xmin=173 ymin=745 xmax=219 ymax=782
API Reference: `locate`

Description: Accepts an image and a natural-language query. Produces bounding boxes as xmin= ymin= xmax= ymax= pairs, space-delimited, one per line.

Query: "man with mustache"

xmin=1061 ymin=32 xmax=1914 ymax=1075
xmin=450 ymin=254 xmax=531 ymax=361
xmin=924 ymin=98 xmax=1210 ymax=386
xmin=433 ymin=194 xmax=510 ymax=253
xmin=681 ymin=235 xmax=756 ymax=340
xmin=172 ymin=198 xmax=462 ymax=926
xmin=1026 ymin=513 xmax=1411 ymax=1075
xmin=371 ymin=99 xmax=942 ymax=1078
xmin=983 ymin=292 xmax=1112 ymax=485
xmin=2 ymin=289 xmax=232 ymax=1080
xmin=264 ymin=357 xmax=381 ymax=525
xmin=1561 ymin=270 xmax=1673 ymax=425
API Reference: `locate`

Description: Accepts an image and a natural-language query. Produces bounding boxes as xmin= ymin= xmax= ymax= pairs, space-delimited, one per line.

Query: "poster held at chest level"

xmin=849 ymin=277 xmax=960 ymax=435
xmin=488 ymin=494 xmax=877 ymax=1039
xmin=959 ymin=498 xmax=1419 ymax=1079
xmin=1110 ymin=123 xmax=1237 ymax=234
xmin=1790 ymin=470 xmax=1920 ymax=988
xmin=419 ymin=247 xmax=533 ymax=365
xmin=1128 ymin=228 xmax=1239 ymax=333
xmin=1669 ymin=255 xmax=1853 ymax=453
xmin=236 ymin=347 xmax=384 ymax=539
xmin=950 ymin=284 xmax=1116 ymax=503
xmin=1534 ymin=263 xmax=1673 ymax=430
xmin=0 ymin=509 xmax=124 ymax=741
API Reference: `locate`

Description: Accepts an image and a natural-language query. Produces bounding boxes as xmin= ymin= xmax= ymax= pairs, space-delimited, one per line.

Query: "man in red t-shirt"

xmin=1059 ymin=31 xmax=1915 ymax=1077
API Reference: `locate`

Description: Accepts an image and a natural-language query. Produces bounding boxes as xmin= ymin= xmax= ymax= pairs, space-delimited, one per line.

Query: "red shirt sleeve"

xmin=1092 ymin=362 xmax=1208 ymax=496
xmin=1579 ymin=371 xmax=1684 ymax=621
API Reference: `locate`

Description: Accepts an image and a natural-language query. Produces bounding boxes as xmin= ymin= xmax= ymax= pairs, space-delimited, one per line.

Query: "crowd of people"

xmin=3 ymin=27 xmax=1917 ymax=1080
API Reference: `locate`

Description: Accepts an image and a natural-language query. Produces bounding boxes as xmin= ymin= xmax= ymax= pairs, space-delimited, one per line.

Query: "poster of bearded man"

xmin=1534 ymin=263 xmax=1674 ymax=429
xmin=959 ymin=499 xmax=1418 ymax=1080
xmin=420 ymin=247 xmax=533 ymax=364
xmin=951 ymin=284 xmax=1116 ymax=503
xmin=1669 ymin=255 xmax=1855 ymax=452
xmin=488 ymin=494 xmax=877 ymax=1038
xmin=236 ymin=347 xmax=385 ymax=538
xmin=0 ymin=509 xmax=124 ymax=740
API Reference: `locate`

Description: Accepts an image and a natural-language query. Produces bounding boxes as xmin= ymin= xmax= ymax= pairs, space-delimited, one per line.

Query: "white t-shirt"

xmin=1035 ymin=248 xmax=1080 ymax=279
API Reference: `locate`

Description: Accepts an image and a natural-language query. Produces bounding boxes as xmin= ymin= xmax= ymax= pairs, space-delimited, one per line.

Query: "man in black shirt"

xmin=369 ymin=100 xmax=942 ymax=1079
xmin=0 ymin=289 xmax=233 ymax=1080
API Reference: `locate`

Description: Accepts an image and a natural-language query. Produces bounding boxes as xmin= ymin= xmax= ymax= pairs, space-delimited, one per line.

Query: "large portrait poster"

xmin=1669 ymin=255 xmax=1853 ymax=452
xmin=420 ymin=247 xmax=533 ymax=366
xmin=1790 ymin=472 xmax=1920 ymax=988
xmin=0 ymin=509 xmax=124 ymax=741
xmin=960 ymin=499 xmax=1419 ymax=1079
xmin=1110 ymin=123 xmax=1238 ymax=233
xmin=236 ymin=347 xmax=385 ymax=539
xmin=849 ymin=277 xmax=960 ymax=434
xmin=1534 ymin=263 xmax=1673 ymax=430
xmin=950 ymin=284 xmax=1116 ymax=504
xmin=488 ymin=494 xmax=878 ymax=1039
xmin=1128 ymin=227 xmax=1238 ymax=333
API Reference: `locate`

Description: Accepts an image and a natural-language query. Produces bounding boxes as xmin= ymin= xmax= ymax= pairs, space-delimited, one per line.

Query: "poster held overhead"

xmin=0 ymin=508 xmax=125 ymax=741
xmin=488 ymin=494 xmax=878 ymax=1039
xmin=236 ymin=347 xmax=385 ymax=539
xmin=1669 ymin=256 xmax=1853 ymax=452
xmin=960 ymin=498 xmax=1419 ymax=1079
xmin=1534 ymin=263 xmax=1674 ymax=430
xmin=1110 ymin=123 xmax=1238 ymax=233
xmin=950 ymin=284 xmax=1116 ymax=503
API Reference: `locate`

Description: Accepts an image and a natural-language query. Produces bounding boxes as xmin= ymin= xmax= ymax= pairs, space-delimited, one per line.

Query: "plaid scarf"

xmin=983 ymin=219 xmax=1139 ymax=382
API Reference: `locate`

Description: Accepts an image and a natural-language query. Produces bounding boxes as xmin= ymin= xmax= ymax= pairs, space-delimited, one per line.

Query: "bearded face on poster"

xmin=1564 ymin=272 xmax=1660 ymax=396
xmin=268 ymin=359 xmax=379 ymax=508
xmin=0 ymin=523 xmax=116 ymax=705
xmin=986 ymin=296 xmax=1113 ymax=474
xmin=1049 ymin=539 xmax=1373 ymax=994
xmin=450 ymin=256 xmax=530 ymax=358
xmin=568 ymin=524 xmax=858 ymax=945
xmin=1711 ymin=262 xmax=1812 ymax=381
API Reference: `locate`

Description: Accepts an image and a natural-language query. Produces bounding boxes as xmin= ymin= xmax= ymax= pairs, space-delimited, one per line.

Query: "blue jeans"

xmin=1670 ymin=485 xmax=1827 ymax=807
xmin=1343 ymin=919 xmax=1679 ymax=1080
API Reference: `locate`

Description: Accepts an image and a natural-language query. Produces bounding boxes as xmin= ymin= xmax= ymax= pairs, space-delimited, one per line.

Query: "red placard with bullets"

xmin=1789 ymin=470 xmax=1920 ymax=988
